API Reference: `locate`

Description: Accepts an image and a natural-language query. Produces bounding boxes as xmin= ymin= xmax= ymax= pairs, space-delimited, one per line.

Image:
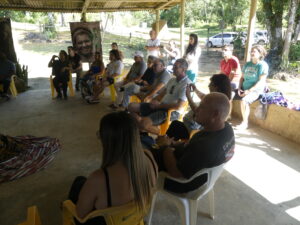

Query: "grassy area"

xmin=17 ymin=27 xmax=300 ymax=104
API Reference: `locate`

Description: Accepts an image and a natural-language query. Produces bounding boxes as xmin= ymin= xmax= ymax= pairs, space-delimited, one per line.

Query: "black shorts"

xmin=140 ymin=103 xmax=180 ymax=126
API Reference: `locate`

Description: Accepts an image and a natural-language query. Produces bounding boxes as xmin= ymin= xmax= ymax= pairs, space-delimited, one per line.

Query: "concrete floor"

xmin=0 ymin=77 xmax=300 ymax=225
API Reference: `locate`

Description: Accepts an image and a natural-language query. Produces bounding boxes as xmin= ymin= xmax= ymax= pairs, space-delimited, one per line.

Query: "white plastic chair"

xmin=147 ymin=163 xmax=226 ymax=225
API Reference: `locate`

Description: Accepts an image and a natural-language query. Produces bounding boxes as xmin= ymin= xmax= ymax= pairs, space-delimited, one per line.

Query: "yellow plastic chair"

xmin=18 ymin=206 xmax=41 ymax=225
xmin=0 ymin=75 xmax=18 ymax=97
xmin=109 ymin=69 xmax=128 ymax=102
xmin=130 ymin=95 xmax=141 ymax=103
xmin=50 ymin=73 xmax=74 ymax=98
xmin=159 ymin=102 xmax=189 ymax=136
xmin=62 ymin=200 xmax=145 ymax=225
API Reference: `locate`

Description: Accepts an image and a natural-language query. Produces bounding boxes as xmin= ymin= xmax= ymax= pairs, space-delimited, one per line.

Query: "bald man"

xmin=152 ymin=92 xmax=235 ymax=193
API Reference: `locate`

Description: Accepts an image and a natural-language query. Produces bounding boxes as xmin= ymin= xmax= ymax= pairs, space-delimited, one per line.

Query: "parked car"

xmin=231 ymin=31 xmax=269 ymax=46
xmin=206 ymin=32 xmax=237 ymax=47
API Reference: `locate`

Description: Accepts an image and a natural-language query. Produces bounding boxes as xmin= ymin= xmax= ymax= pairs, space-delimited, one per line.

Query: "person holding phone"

xmin=48 ymin=50 xmax=70 ymax=100
xmin=235 ymin=45 xmax=269 ymax=130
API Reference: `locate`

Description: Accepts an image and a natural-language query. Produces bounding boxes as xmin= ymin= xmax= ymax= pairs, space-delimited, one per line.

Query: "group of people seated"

xmin=1 ymin=29 xmax=271 ymax=225
xmin=65 ymin=42 xmax=269 ymax=225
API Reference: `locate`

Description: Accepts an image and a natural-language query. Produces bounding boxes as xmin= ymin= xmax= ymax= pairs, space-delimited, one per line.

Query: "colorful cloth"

xmin=260 ymin=92 xmax=300 ymax=111
xmin=0 ymin=134 xmax=61 ymax=183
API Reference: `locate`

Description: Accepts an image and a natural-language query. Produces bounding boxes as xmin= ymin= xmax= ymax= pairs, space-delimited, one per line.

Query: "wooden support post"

xmin=244 ymin=0 xmax=258 ymax=62
xmin=80 ymin=13 xmax=86 ymax=22
xmin=156 ymin=10 xmax=160 ymax=34
xmin=180 ymin=0 xmax=185 ymax=57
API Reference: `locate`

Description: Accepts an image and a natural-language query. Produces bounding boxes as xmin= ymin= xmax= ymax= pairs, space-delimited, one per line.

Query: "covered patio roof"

xmin=0 ymin=0 xmax=181 ymax=13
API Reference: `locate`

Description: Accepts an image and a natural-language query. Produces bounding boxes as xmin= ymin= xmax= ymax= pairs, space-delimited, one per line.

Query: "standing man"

xmin=0 ymin=52 xmax=15 ymax=100
xmin=220 ymin=45 xmax=242 ymax=90
xmin=68 ymin=46 xmax=82 ymax=91
xmin=145 ymin=30 xmax=161 ymax=58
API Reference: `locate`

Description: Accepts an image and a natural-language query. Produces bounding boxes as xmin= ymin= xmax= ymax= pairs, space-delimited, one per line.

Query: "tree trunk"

xmin=0 ymin=18 xmax=17 ymax=63
xmin=60 ymin=13 xmax=66 ymax=27
xmin=262 ymin=0 xmax=285 ymax=51
xmin=281 ymin=0 xmax=299 ymax=68
xmin=292 ymin=18 xmax=300 ymax=43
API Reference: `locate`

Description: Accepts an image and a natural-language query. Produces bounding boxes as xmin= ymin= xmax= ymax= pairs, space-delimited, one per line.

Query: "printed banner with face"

xmin=70 ymin=22 xmax=102 ymax=63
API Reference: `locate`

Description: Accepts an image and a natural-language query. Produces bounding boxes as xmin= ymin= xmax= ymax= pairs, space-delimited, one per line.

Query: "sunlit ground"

xmin=226 ymin=127 xmax=300 ymax=222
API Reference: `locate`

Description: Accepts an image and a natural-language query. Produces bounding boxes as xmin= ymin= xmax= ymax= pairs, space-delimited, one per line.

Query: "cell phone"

xmin=189 ymin=85 xmax=194 ymax=92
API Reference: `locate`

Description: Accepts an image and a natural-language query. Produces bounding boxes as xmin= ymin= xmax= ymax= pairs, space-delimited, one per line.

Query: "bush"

xmin=289 ymin=42 xmax=300 ymax=61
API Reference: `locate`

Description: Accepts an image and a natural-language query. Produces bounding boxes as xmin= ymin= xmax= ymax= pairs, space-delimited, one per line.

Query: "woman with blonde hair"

xmin=235 ymin=45 xmax=269 ymax=129
xmin=68 ymin=111 xmax=157 ymax=225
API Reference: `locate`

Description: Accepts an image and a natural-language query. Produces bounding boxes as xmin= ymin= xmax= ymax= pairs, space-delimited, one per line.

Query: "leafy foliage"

xmin=289 ymin=42 xmax=300 ymax=61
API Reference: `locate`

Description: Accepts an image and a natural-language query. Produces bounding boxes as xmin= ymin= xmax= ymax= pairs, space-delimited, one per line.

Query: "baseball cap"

xmin=133 ymin=51 xmax=144 ymax=58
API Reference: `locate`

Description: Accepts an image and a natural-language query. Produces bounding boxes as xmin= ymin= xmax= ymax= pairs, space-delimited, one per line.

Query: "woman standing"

xmin=183 ymin=33 xmax=201 ymax=82
xmin=236 ymin=45 xmax=269 ymax=129
xmin=68 ymin=111 xmax=157 ymax=225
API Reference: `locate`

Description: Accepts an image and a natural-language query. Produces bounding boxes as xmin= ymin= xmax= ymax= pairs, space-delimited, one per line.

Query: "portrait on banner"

xmin=70 ymin=22 xmax=102 ymax=63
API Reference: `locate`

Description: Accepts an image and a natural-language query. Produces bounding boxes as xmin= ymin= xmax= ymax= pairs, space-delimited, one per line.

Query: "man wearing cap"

xmin=112 ymin=51 xmax=147 ymax=109
xmin=145 ymin=30 xmax=161 ymax=57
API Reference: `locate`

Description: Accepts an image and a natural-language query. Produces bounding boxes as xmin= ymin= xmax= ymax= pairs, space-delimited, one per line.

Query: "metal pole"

xmin=180 ymin=0 xmax=185 ymax=57
xmin=244 ymin=0 xmax=258 ymax=62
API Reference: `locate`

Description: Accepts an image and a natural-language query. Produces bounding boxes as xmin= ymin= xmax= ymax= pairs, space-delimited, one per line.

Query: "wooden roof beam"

xmin=23 ymin=0 xmax=43 ymax=7
xmin=155 ymin=0 xmax=178 ymax=10
xmin=91 ymin=0 xmax=167 ymax=2
xmin=82 ymin=0 xmax=91 ymax=13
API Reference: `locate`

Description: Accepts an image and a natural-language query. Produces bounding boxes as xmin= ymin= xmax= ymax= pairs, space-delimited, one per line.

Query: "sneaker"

xmin=236 ymin=122 xmax=248 ymax=130
xmin=85 ymin=96 xmax=93 ymax=102
xmin=87 ymin=98 xmax=100 ymax=104
xmin=64 ymin=95 xmax=68 ymax=100
xmin=56 ymin=95 xmax=62 ymax=100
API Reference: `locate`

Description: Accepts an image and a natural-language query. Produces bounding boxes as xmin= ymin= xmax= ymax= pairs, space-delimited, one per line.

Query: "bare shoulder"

xmin=86 ymin=169 xmax=105 ymax=186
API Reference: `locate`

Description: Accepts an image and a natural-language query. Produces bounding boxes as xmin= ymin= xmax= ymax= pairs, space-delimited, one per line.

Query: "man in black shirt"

xmin=68 ymin=46 xmax=82 ymax=91
xmin=152 ymin=92 xmax=235 ymax=193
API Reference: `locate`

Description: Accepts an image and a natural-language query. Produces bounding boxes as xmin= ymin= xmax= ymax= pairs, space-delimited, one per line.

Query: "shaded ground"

xmin=0 ymin=77 xmax=299 ymax=225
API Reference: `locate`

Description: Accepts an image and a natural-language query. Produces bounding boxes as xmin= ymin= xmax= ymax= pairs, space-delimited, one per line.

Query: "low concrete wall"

xmin=232 ymin=100 xmax=300 ymax=144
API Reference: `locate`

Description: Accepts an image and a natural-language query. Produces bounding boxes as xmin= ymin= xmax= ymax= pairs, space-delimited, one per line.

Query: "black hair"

xmin=109 ymin=49 xmax=122 ymax=61
xmin=210 ymin=74 xmax=232 ymax=99
xmin=185 ymin=33 xmax=198 ymax=55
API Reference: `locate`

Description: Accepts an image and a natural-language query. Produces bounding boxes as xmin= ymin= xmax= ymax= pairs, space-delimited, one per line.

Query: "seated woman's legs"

xmin=61 ymin=81 xmax=68 ymax=99
xmin=53 ymin=77 xmax=62 ymax=98
xmin=238 ymin=91 xmax=260 ymax=129
xmin=91 ymin=80 xmax=108 ymax=100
